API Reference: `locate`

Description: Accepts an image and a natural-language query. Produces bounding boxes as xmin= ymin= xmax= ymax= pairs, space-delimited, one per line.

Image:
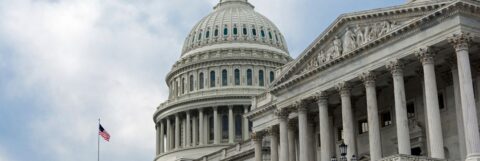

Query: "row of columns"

xmin=155 ymin=105 xmax=252 ymax=155
xmin=252 ymin=32 xmax=480 ymax=161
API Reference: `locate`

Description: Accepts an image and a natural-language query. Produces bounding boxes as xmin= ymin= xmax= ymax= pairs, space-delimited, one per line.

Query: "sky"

xmin=0 ymin=0 xmax=405 ymax=161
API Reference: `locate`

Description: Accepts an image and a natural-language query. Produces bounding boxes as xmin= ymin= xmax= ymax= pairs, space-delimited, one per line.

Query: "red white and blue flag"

xmin=99 ymin=124 xmax=110 ymax=142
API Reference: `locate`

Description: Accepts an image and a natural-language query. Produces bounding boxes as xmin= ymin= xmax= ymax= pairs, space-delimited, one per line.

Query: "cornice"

xmin=270 ymin=0 xmax=480 ymax=94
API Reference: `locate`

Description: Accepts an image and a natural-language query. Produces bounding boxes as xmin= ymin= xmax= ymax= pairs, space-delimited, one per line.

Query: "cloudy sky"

xmin=0 ymin=0 xmax=405 ymax=161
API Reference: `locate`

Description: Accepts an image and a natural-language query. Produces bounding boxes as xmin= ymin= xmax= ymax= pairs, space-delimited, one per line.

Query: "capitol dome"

xmin=181 ymin=0 xmax=289 ymax=58
xmin=154 ymin=1 xmax=292 ymax=161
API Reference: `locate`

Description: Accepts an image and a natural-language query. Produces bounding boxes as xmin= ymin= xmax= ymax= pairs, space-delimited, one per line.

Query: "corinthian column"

xmin=415 ymin=47 xmax=445 ymax=158
xmin=199 ymin=109 xmax=204 ymax=145
xmin=166 ymin=118 xmax=171 ymax=152
xmin=296 ymin=101 xmax=310 ymax=161
xmin=268 ymin=126 xmax=279 ymax=161
xmin=315 ymin=92 xmax=332 ymax=161
xmin=288 ymin=121 xmax=297 ymax=161
xmin=387 ymin=59 xmax=411 ymax=155
xmin=229 ymin=105 xmax=234 ymax=143
xmin=160 ymin=121 xmax=165 ymax=153
xmin=359 ymin=72 xmax=382 ymax=160
xmin=276 ymin=109 xmax=290 ymax=161
xmin=243 ymin=105 xmax=250 ymax=140
xmin=213 ymin=106 xmax=220 ymax=144
xmin=175 ymin=114 xmax=180 ymax=149
xmin=252 ymin=132 xmax=264 ymax=161
xmin=186 ymin=111 xmax=191 ymax=147
xmin=336 ymin=82 xmax=357 ymax=160
xmin=449 ymin=33 xmax=480 ymax=161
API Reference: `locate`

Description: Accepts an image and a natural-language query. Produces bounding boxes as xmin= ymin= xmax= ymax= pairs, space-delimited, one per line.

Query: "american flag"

xmin=99 ymin=124 xmax=110 ymax=142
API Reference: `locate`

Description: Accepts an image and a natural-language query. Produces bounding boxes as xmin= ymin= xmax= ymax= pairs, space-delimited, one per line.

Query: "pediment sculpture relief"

xmin=316 ymin=21 xmax=399 ymax=66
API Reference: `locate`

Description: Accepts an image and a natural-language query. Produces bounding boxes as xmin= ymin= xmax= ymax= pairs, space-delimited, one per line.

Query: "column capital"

xmin=293 ymin=100 xmax=308 ymax=112
xmin=359 ymin=71 xmax=376 ymax=87
xmin=387 ymin=59 xmax=404 ymax=76
xmin=275 ymin=108 xmax=290 ymax=119
xmin=313 ymin=91 xmax=329 ymax=104
xmin=448 ymin=32 xmax=473 ymax=52
xmin=415 ymin=47 xmax=436 ymax=65
xmin=336 ymin=82 xmax=351 ymax=97
xmin=267 ymin=126 xmax=279 ymax=137
xmin=251 ymin=131 xmax=264 ymax=141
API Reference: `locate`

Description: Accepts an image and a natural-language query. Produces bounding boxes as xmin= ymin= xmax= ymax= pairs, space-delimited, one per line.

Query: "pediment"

xmin=270 ymin=0 xmax=456 ymax=89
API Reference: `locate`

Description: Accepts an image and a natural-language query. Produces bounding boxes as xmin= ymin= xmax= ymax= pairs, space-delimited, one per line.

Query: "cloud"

xmin=0 ymin=0 xmax=404 ymax=161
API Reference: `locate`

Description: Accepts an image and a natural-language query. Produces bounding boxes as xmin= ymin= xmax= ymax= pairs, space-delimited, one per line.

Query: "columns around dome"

xmin=155 ymin=105 xmax=252 ymax=156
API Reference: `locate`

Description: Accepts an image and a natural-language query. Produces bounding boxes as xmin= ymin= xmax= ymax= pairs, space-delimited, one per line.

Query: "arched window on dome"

xmin=259 ymin=70 xmax=264 ymax=87
xmin=206 ymin=30 xmax=210 ymax=38
xmin=234 ymin=69 xmax=240 ymax=85
xmin=222 ymin=69 xmax=228 ymax=86
xmin=251 ymin=25 xmax=257 ymax=36
xmin=214 ymin=27 xmax=219 ymax=37
xmin=275 ymin=32 xmax=279 ymax=42
xmin=223 ymin=25 xmax=228 ymax=36
xmin=242 ymin=25 xmax=248 ymax=36
xmin=198 ymin=32 xmax=202 ymax=40
xmin=268 ymin=31 xmax=273 ymax=40
xmin=191 ymin=33 xmax=196 ymax=44
xmin=270 ymin=71 xmax=275 ymax=83
xmin=260 ymin=28 xmax=265 ymax=38
xmin=233 ymin=25 xmax=238 ymax=35
xmin=189 ymin=75 xmax=194 ymax=91
xmin=181 ymin=77 xmax=185 ymax=94
xmin=247 ymin=69 xmax=252 ymax=86
xmin=199 ymin=72 xmax=204 ymax=90
xmin=210 ymin=71 xmax=216 ymax=87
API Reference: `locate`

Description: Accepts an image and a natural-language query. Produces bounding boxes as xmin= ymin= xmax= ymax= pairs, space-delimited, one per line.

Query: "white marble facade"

xmin=154 ymin=0 xmax=480 ymax=161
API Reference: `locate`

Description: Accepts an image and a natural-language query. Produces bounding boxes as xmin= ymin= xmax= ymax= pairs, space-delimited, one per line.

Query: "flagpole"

xmin=98 ymin=118 xmax=100 ymax=161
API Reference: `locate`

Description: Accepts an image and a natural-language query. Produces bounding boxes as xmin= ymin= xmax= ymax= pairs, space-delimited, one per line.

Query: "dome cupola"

xmin=181 ymin=0 xmax=289 ymax=58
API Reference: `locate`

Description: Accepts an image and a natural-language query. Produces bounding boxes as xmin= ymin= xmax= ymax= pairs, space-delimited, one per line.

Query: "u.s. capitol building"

xmin=153 ymin=0 xmax=480 ymax=161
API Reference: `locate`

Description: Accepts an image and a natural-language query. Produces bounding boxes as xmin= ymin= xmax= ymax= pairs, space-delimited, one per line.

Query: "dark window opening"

xmin=198 ymin=33 xmax=202 ymax=40
xmin=381 ymin=111 xmax=392 ymax=127
xmin=181 ymin=78 xmax=185 ymax=94
xmin=411 ymin=147 xmax=422 ymax=156
xmin=252 ymin=28 xmax=257 ymax=36
xmin=243 ymin=27 xmax=247 ymax=35
xmin=210 ymin=71 xmax=216 ymax=87
xmin=222 ymin=70 xmax=228 ymax=86
xmin=222 ymin=115 xmax=228 ymax=139
xmin=189 ymin=75 xmax=194 ymax=91
xmin=235 ymin=114 xmax=242 ymax=137
xmin=268 ymin=32 xmax=273 ymax=40
xmin=206 ymin=31 xmax=210 ymax=38
xmin=269 ymin=71 xmax=275 ymax=83
xmin=214 ymin=29 xmax=219 ymax=37
xmin=259 ymin=70 xmax=264 ymax=86
xmin=199 ymin=73 xmax=204 ymax=89
xmin=275 ymin=34 xmax=279 ymax=42
xmin=233 ymin=27 xmax=238 ymax=35
xmin=235 ymin=69 xmax=240 ymax=85
xmin=224 ymin=27 xmax=228 ymax=36
xmin=247 ymin=69 xmax=252 ymax=86
xmin=261 ymin=29 xmax=265 ymax=38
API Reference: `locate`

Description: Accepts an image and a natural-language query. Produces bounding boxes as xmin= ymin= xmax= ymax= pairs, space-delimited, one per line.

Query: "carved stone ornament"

xmin=415 ymin=47 xmax=436 ymax=65
xmin=293 ymin=100 xmax=308 ymax=112
xmin=336 ymin=81 xmax=351 ymax=96
xmin=267 ymin=126 xmax=279 ymax=136
xmin=274 ymin=108 xmax=290 ymax=119
xmin=359 ymin=71 xmax=376 ymax=87
xmin=386 ymin=59 xmax=404 ymax=76
xmin=313 ymin=91 xmax=329 ymax=104
xmin=251 ymin=131 xmax=264 ymax=141
xmin=448 ymin=32 xmax=473 ymax=51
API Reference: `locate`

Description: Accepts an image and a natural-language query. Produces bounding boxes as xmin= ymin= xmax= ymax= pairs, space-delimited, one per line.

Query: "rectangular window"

xmin=358 ymin=119 xmax=368 ymax=134
xmin=381 ymin=111 xmax=392 ymax=127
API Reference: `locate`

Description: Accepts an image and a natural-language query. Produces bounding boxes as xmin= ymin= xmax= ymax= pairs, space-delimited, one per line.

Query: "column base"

xmin=466 ymin=153 xmax=480 ymax=161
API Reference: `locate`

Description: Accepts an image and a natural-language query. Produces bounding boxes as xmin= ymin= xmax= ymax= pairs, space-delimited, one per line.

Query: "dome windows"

xmin=260 ymin=29 xmax=265 ymax=38
xmin=206 ymin=29 xmax=210 ymax=38
xmin=242 ymin=25 xmax=248 ymax=35
xmin=233 ymin=25 xmax=238 ymax=35
xmin=210 ymin=71 xmax=216 ymax=87
xmin=251 ymin=25 xmax=257 ymax=36
xmin=259 ymin=70 xmax=264 ymax=86
xmin=234 ymin=69 xmax=240 ymax=85
xmin=247 ymin=69 xmax=253 ymax=86
xmin=198 ymin=32 xmax=202 ymax=40
xmin=189 ymin=75 xmax=194 ymax=91
xmin=223 ymin=25 xmax=228 ymax=36
xmin=214 ymin=26 xmax=219 ymax=37
xmin=268 ymin=31 xmax=273 ymax=40
xmin=199 ymin=72 xmax=204 ymax=89
xmin=222 ymin=69 xmax=228 ymax=86
xmin=270 ymin=71 xmax=275 ymax=83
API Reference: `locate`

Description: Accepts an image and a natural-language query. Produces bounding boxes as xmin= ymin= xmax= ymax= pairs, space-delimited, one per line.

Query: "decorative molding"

xmin=336 ymin=82 xmax=352 ymax=97
xmin=448 ymin=32 xmax=473 ymax=51
xmin=415 ymin=47 xmax=436 ymax=65
xmin=386 ymin=59 xmax=404 ymax=76
xmin=359 ymin=71 xmax=376 ymax=87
